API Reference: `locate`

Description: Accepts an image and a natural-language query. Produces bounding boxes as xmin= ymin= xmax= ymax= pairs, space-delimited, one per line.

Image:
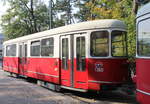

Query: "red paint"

xmin=3 ymin=57 xmax=60 ymax=84
xmin=3 ymin=57 xmax=128 ymax=91
xmin=88 ymin=59 xmax=128 ymax=82
xmin=74 ymin=59 xmax=88 ymax=89
xmin=3 ymin=57 xmax=19 ymax=74
xmin=26 ymin=58 xmax=60 ymax=84
xmin=60 ymin=58 xmax=128 ymax=90
xmin=137 ymin=91 xmax=150 ymax=104
xmin=87 ymin=58 xmax=128 ymax=90
xmin=88 ymin=82 xmax=100 ymax=90
xmin=60 ymin=60 xmax=71 ymax=87
xmin=136 ymin=58 xmax=150 ymax=104
xmin=19 ymin=57 xmax=28 ymax=76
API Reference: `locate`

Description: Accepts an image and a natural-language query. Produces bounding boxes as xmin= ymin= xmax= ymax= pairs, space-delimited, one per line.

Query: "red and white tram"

xmin=136 ymin=1 xmax=150 ymax=104
xmin=3 ymin=19 xmax=128 ymax=92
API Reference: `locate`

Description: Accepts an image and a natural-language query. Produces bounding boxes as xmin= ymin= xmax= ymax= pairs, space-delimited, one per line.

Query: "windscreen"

xmin=90 ymin=31 xmax=109 ymax=57
xmin=111 ymin=31 xmax=127 ymax=57
xmin=137 ymin=18 xmax=150 ymax=57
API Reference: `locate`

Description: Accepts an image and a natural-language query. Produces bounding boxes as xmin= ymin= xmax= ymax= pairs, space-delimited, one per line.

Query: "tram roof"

xmin=4 ymin=19 xmax=126 ymax=44
xmin=137 ymin=2 xmax=150 ymax=17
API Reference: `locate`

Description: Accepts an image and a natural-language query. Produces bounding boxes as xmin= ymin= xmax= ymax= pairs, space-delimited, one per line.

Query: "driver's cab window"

xmin=91 ymin=31 xmax=109 ymax=57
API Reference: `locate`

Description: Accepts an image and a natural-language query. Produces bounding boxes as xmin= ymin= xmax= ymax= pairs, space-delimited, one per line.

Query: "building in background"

xmin=0 ymin=33 xmax=4 ymax=60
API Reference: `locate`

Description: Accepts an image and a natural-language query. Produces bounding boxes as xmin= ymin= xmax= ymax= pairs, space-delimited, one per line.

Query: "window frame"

xmin=30 ymin=40 xmax=41 ymax=57
xmin=61 ymin=37 xmax=69 ymax=70
xmin=41 ymin=37 xmax=54 ymax=57
xmin=6 ymin=44 xmax=17 ymax=57
xmin=6 ymin=45 xmax=11 ymax=57
xmin=90 ymin=30 xmax=109 ymax=57
xmin=76 ymin=36 xmax=86 ymax=71
xmin=111 ymin=30 xmax=127 ymax=57
xmin=137 ymin=18 xmax=150 ymax=57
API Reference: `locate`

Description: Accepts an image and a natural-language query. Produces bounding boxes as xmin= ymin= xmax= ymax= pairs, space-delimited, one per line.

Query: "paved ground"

xmin=0 ymin=69 xmax=138 ymax=104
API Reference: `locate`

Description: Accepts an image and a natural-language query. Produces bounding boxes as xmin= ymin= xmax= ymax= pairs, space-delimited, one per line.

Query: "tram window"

xmin=19 ymin=45 xmax=22 ymax=57
xmin=111 ymin=31 xmax=127 ymax=57
xmin=41 ymin=38 xmax=54 ymax=57
xmin=137 ymin=20 xmax=150 ymax=56
xmin=76 ymin=37 xmax=86 ymax=71
xmin=138 ymin=40 xmax=150 ymax=56
xmin=11 ymin=44 xmax=16 ymax=56
xmin=138 ymin=36 xmax=150 ymax=56
xmin=91 ymin=31 xmax=109 ymax=57
xmin=31 ymin=41 xmax=40 ymax=56
xmin=6 ymin=44 xmax=16 ymax=56
xmin=62 ymin=38 xmax=68 ymax=70
xmin=6 ymin=45 xmax=11 ymax=56
xmin=25 ymin=44 xmax=27 ymax=57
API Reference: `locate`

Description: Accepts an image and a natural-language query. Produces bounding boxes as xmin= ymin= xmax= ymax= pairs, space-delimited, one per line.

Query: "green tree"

xmin=75 ymin=0 xmax=136 ymax=57
xmin=1 ymin=0 xmax=49 ymax=39
xmin=1 ymin=0 xmax=77 ymax=39
xmin=54 ymin=0 xmax=76 ymax=24
xmin=74 ymin=0 xmax=91 ymax=21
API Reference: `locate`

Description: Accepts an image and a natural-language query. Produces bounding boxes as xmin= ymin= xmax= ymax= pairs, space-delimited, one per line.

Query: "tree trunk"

xmin=90 ymin=0 xmax=96 ymax=20
xmin=132 ymin=0 xmax=138 ymax=15
xmin=30 ymin=0 xmax=38 ymax=32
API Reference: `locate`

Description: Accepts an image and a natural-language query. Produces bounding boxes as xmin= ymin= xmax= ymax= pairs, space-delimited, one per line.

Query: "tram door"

xmin=60 ymin=34 xmax=87 ymax=89
xmin=19 ymin=42 xmax=28 ymax=76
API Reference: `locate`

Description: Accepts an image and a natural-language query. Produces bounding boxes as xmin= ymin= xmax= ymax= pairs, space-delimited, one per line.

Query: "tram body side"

xmin=3 ymin=20 xmax=128 ymax=92
xmin=136 ymin=2 xmax=150 ymax=104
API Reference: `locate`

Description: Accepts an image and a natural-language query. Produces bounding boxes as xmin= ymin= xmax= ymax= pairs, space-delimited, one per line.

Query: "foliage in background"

xmin=74 ymin=0 xmax=91 ymax=22
xmin=1 ymin=0 xmax=136 ymax=59
xmin=1 ymin=0 xmax=78 ymax=39
xmin=76 ymin=0 xmax=136 ymax=58
xmin=1 ymin=0 xmax=50 ymax=39
xmin=74 ymin=0 xmax=136 ymax=74
xmin=54 ymin=0 xmax=76 ymax=25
